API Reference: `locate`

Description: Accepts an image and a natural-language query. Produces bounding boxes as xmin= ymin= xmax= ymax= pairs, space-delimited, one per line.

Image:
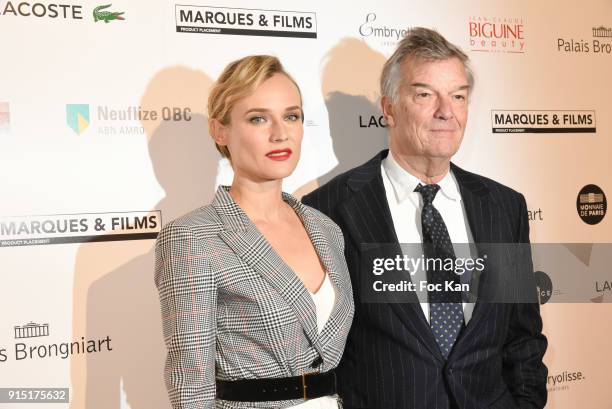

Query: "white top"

xmin=310 ymin=273 xmax=336 ymax=333
xmin=381 ymin=150 xmax=476 ymax=324
xmin=288 ymin=274 xmax=338 ymax=409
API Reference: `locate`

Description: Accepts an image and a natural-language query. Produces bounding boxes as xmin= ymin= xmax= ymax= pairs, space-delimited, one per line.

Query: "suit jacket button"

xmin=311 ymin=356 xmax=323 ymax=368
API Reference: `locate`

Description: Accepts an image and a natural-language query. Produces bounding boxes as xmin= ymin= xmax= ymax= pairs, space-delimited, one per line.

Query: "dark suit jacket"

xmin=302 ymin=150 xmax=547 ymax=409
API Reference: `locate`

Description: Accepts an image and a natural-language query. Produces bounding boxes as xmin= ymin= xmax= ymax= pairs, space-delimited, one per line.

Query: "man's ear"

xmin=209 ymin=118 xmax=229 ymax=147
xmin=381 ymin=96 xmax=396 ymax=128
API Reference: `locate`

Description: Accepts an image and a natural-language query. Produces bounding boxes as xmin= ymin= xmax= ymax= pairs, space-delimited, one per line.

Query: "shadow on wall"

xmin=297 ymin=38 xmax=389 ymax=195
xmin=70 ymin=67 xmax=218 ymax=409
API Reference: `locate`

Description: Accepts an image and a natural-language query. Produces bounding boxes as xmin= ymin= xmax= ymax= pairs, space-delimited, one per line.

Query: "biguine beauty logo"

xmin=468 ymin=16 xmax=525 ymax=53
xmin=175 ymin=5 xmax=316 ymax=38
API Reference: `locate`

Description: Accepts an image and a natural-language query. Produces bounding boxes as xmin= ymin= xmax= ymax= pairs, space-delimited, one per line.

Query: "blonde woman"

xmin=154 ymin=55 xmax=354 ymax=408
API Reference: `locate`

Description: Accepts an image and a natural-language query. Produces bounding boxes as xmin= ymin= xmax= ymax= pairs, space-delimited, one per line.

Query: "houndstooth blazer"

xmin=154 ymin=186 xmax=354 ymax=409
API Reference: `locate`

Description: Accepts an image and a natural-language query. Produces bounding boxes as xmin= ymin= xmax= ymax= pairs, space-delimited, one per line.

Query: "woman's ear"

xmin=209 ymin=118 xmax=229 ymax=147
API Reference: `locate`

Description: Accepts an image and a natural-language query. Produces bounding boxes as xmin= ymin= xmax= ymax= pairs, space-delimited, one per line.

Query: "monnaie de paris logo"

xmin=577 ymin=184 xmax=606 ymax=225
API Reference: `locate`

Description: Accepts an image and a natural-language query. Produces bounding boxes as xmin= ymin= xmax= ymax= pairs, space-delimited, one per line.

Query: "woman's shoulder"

xmin=301 ymin=203 xmax=344 ymax=243
xmin=160 ymin=204 xmax=223 ymax=239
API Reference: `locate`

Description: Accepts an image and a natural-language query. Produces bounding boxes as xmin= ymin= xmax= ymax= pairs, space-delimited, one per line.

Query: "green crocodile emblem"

xmin=93 ymin=4 xmax=125 ymax=23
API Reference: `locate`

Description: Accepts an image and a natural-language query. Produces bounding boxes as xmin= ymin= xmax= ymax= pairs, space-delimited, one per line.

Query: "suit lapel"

xmin=450 ymin=163 xmax=497 ymax=351
xmin=283 ymin=193 xmax=355 ymax=355
xmin=212 ymin=186 xmax=323 ymax=356
xmin=340 ymin=151 xmax=445 ymax=362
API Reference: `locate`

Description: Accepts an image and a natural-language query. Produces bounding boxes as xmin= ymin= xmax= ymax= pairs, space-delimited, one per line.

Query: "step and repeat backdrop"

xmin=0 ymin=0 xmax=610 ymax=408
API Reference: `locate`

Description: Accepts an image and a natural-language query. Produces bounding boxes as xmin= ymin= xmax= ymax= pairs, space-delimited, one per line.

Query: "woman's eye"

xmin=249 ymin=116 xmax=265 ymax=124
xmin=285 ymin=113 xmax=301 ymax=121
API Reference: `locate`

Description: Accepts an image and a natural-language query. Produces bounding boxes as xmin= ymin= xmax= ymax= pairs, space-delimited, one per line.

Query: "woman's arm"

xmin=155 ymin=223 xmax=217 ymax=409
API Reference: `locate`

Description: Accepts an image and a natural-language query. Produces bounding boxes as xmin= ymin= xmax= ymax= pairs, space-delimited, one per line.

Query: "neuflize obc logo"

xmin=66 ymin=104 xmax=90 ymax=135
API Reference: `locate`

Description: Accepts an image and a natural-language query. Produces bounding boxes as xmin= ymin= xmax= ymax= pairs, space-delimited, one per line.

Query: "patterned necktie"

xmin=415 ymin=183 xmax=464 ymax=358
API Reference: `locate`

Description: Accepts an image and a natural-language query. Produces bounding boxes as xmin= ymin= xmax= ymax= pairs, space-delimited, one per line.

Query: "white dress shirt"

xmin=381 ymin=151 xmax=476 ymax=324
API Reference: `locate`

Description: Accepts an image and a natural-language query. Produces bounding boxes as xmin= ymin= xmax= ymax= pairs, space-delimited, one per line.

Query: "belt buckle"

xmin=301 ymin=371 xmax=317 ymax=400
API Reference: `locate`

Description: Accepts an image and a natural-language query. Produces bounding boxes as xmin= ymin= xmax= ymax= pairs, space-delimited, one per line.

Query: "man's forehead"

xmin=399 ymin=57 xmax=469 ymax=87
xmin=401 ymin=57 xmax=466 ymax=75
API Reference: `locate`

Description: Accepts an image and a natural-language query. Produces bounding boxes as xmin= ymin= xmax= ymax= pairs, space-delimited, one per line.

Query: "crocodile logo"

xmin=93 ymin=4 xmax=125 ymax=23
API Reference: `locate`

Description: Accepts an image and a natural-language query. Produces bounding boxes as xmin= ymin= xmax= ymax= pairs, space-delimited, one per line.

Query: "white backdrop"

xmin=0 ymin=0 xmax=611 ymax=408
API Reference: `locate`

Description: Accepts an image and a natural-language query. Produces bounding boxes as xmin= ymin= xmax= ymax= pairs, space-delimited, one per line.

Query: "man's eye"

xmin=416 ymin=92 xmax=431 ymax=98
xmin=249 ymin=116 xmax=265 ymax=124
xmin=453 ymin=94 xmax=467 ymax=101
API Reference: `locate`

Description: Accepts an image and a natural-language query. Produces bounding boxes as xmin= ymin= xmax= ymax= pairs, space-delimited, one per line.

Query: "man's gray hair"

xmin=380 ymin=27 xmax=474 ymax=102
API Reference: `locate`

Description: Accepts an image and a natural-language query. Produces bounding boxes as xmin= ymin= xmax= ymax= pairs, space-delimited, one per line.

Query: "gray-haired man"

xmin=303 ymin=27 xmax=547 ymax=409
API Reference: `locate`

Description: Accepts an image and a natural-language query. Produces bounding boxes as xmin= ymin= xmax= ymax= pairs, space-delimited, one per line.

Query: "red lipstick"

xmin=266 ymin=148 xmax=292 ymax=161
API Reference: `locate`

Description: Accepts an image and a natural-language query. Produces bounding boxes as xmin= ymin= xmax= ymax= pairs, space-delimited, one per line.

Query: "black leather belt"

xmin=216 ymin=370 xmax=337 ymax=402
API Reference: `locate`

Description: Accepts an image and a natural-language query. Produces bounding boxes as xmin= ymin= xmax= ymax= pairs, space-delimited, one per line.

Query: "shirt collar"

xmin=382 ymin=151 xmax=462 ymax=203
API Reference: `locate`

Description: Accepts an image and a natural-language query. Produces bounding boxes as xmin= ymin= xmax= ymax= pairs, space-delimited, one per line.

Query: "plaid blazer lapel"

xmin=212 ymin=186 xmax=323 ymax=356
xmin=283 ymin=194 xmax=354 ymax=356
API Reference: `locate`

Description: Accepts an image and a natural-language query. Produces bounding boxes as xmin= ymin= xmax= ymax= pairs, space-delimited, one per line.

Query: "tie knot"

xmin=415 ymin=183 xmax=440 ymax=205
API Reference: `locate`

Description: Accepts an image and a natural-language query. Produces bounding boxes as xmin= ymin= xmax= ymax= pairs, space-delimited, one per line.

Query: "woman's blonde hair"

xmin=207 ymin=55 xmax=301 ymax=159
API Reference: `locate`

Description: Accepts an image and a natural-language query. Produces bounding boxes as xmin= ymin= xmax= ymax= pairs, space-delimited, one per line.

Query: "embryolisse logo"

xmin=547 ymin=369 xmax=586 ymax=392
xmin=359 ymin=13 xmax=408 ymax=46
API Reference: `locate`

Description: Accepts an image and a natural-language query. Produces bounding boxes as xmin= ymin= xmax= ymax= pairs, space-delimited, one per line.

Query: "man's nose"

xmin=434 ymin=96 xmax=454 ymax=120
